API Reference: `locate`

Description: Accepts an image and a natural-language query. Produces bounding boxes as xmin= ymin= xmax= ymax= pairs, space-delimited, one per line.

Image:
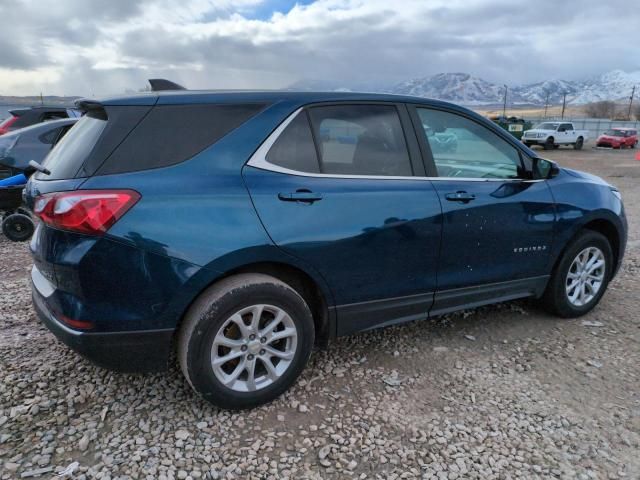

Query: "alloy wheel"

xmin=210 ymin=304 xmax=298 ymax=392
xmin=565 ymin=247 xmax=606 ymax=307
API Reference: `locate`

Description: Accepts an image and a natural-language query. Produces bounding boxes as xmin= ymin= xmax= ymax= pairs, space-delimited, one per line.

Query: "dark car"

xmin=0 ymin=106 xmax=81 ymax=136
xmin=25 ymin=91 xmax=627 ymax=409
xmin=0 ymin=118 xmax=78 ymax=179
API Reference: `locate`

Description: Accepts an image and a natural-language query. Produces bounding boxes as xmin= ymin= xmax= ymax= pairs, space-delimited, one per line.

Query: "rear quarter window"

xmin=97 ymin=103 xmax=266 ymax=175
xmin=39 ymin=113 xmax=106 ymax=180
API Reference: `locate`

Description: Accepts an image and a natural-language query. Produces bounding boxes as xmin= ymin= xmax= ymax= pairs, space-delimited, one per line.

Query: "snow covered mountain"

xmin=387 ymin=70 xmax=640 ymax=105
xmin=390 ymin=73 xmax=505 ymax=105
xmin=290 ymin=70 xmax=638 ymax=105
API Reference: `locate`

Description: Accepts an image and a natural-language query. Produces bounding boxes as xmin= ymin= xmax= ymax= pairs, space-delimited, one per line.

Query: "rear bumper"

xmin=31 ymin=266 xmax=174 ymax=372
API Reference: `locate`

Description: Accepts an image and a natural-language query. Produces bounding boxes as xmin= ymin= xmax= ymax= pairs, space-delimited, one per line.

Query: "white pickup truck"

xmin=522 ymin=122 xmax=588 ymax=150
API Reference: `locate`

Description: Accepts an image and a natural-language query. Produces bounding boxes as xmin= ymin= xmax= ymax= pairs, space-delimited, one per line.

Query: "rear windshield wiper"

xmin=28 ymin=159 xmax=51 ymax=176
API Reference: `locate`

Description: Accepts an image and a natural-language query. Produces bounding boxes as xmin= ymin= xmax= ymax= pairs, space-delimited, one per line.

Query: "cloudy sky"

xmin=1 ymin=0 xmax=638 ymax=96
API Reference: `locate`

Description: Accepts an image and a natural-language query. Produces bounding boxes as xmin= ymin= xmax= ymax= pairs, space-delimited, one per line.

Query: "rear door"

xmin=244 ymin=103 xmax=443 ymax=335
xmin=409 ymin=105 xmax=556 ymax=315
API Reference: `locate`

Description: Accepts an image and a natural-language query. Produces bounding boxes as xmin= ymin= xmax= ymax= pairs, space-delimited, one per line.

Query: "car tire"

xmin=632 ymin=141 xmax=637 ymax=149
xmin=544 ymin=137 xmax=555 ymax=150
xmin=541 ymin=230 xmax=613 ymax=318
xmin=178 ymin=273 xmax=315 ymax=410
xmin=2 ymin=213 xmax=35 ymax=242
xmin=574 ymin=137 xmax=584 ymax=150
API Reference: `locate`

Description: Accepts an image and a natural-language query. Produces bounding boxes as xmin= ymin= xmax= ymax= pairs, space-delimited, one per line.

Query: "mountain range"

xmin=293 ymin=70 xmax=640 ymax=106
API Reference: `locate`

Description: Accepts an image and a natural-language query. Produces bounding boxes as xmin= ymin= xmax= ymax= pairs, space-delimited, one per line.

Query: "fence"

xmin=522 ymin=117 xmax=640 ymax=139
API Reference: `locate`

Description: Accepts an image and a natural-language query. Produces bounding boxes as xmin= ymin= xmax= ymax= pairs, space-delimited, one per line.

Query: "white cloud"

xmin=1 ymin=0 xmax=638 ymax=96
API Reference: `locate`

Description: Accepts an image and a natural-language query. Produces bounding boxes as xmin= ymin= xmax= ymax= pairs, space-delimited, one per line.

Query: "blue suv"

xmin=26 ymin=91 xmax=627 ymax=409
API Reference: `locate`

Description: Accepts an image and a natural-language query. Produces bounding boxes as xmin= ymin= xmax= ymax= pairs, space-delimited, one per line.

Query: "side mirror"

xmin=533 ymin=158 xmax=559 ymax=179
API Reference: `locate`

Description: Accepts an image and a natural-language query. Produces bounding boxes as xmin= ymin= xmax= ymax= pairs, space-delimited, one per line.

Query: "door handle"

xmin=278 ymin=190 xmax=323 ymax=203
xmin=445 ymin=191 xmax=476 ymax=203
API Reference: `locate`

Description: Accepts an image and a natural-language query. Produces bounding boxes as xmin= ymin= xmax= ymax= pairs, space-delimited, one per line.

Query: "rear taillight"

xmin=0 ymin=115 xmax=18 ymax=135
xmin=34 ymin=190 xmax=140 ymax=235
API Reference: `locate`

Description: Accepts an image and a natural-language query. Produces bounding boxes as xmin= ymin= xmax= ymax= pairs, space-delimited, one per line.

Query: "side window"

xmin=559 ymin=123 xmax=572 ymax=132
xmin=307 ymin=105 xmax=412 ymax=176
xmin=266 ymin=113 xmax=320 ymax=173
xmin=416 ymin=108 xmax=523 ymax=179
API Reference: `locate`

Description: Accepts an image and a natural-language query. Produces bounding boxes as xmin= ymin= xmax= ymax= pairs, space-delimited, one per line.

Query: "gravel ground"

xmin=1 ymin=144 xmax=639 ymax=480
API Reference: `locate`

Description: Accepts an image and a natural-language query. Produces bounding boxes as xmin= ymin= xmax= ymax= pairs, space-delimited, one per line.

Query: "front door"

xmin=244 ymin=103 xmax=442 ymax=335
xmin=410 ymin=106 xmax=556 ymax=315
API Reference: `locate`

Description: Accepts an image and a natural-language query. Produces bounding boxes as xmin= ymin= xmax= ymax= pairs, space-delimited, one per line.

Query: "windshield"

xmin=39 ymin=113 xmax=106 ymax=180
xmin=534 ymin=122 xmax=559 ymax=130
xmin=603 ymin=129 xmax=624 ymax=137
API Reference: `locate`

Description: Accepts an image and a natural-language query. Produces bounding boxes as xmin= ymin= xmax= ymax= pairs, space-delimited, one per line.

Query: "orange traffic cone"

xmin=636 ymin=151 xmax=640 ymax=161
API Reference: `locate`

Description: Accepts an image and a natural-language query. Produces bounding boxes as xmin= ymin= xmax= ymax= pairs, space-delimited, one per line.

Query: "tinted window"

xmin=266 ymin=113 xmax=319 ymax=173
xmin=98 ymin=103 xmax=266 ymax=175
xmin=40 ymin=113 xmax=107 ymax=180
xmin=39 ymin=127 xmax=62 ymax=144
xmin=308 ymin=105 xmax=412 ymax=176
xmin=416 ymin=108 xmax=522 ymax=179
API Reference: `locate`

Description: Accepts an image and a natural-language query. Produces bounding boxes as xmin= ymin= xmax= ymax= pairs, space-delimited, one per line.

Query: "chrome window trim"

xmin=246 ymin=108 xmax=545 ymax=183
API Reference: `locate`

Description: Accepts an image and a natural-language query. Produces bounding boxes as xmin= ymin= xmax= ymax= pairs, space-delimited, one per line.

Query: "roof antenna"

xmin=148 ymin=79 xmax=187 ymax=91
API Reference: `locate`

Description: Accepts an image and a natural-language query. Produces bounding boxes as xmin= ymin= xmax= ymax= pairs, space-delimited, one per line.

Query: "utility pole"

xmin=561 ymin=91 xmax=567 ymax=119
xmin=502 ymin=84 xmax=508 ymax=119
xmin=628 ymin=86 xmax=636 ymax=120
xmin=544 ymin=91 xmax=550 ymax=119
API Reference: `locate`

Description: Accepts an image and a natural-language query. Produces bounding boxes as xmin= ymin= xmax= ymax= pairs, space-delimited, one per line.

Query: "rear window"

xmin=97 ymin=103 xmax=266 ymax=175
xmin=39 ymin=113 xmax=106 ymax=180
xmin=308 ymin=105 xmax=412 ymax=176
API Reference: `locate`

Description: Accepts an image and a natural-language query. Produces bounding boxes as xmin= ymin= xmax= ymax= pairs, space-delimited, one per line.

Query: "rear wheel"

xmin=178 ymin=273 xmax=315 ymax=409
xmin=544 ymin=137 xmax=555 ymax=150
xmin=2 ymin=213 xmax=35 ymax=242
xmin=632 ymin=141 xmax=637 ymax=149
xmin=574 ymin=137 xmax=584 ymax=150
xmin=541 ymin=231 xmax=612 ymax=318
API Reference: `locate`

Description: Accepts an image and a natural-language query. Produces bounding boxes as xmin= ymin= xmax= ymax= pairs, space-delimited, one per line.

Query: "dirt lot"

xmin=1 ymin=144 xmax=639 ymax=480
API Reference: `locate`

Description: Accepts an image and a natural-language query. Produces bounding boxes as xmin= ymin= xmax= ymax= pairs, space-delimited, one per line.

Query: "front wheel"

xmin=178 ymin=273 xmax=315 ymax=409
xmin=541 ymin=231 xmax=613 ymax=318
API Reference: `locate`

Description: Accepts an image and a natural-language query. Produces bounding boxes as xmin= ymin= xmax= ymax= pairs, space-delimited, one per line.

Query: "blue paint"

xmin=25 ymin=90 xmax=628 ymax=371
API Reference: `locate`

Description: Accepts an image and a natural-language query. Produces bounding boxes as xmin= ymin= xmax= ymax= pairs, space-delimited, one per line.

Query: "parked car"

xmin=0 ymin=106 xmax=81 ymax=136
xmin=522 ymin=122 xmax=588 ymax=150
xmin=0 ymin=118 xmax=78 ymax=179
xmin=25 ymin=91 xmax=627 ymax=409
xmin=596 ymin=128 xmax=638 ymax=149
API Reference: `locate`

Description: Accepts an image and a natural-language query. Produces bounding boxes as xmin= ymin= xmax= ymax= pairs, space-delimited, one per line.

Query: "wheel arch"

xmin=550 ymin=217 xmax=622 ymax=281
xmin=582 ymin=218 xmax=620 ymax=275
xmin=173 ymin=257 xmax=335 ymax=350
xmin=220 ymin=261 xmax=333 ymax=345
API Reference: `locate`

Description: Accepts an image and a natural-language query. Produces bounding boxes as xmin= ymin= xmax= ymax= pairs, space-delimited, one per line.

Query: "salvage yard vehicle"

xmin=0 ymin=118 xmax=78 ymax=180
xmin=25 ymin=88 xmax=627 ymax=409
xmin=522 ymin=122 xmax=589 ymax=150
xmin=596 ymin=128 xmax=638 ymax=149
xmin=0 ymin=106 xmax=81 ymax=136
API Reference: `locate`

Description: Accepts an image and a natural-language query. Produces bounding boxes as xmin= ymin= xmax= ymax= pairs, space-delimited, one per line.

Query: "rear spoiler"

xmin=74 ymin=99 xmax=103 ymax=114
xmin=148 ymin=79 xmax=186 ymax=91
xmin=74 ymin=78 xmax=186 ymax=113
